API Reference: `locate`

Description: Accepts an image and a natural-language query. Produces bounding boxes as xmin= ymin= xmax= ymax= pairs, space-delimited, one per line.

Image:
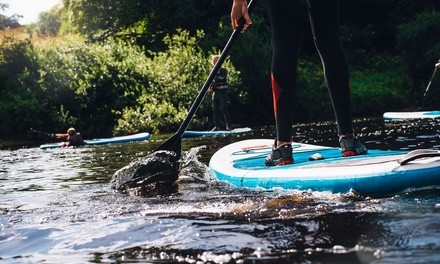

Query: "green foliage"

xmin=116 ymin=29 xmax=241 ymax=133
xmin=33 ymin=10 xmax=62 ymax=36
xmin=295 ymin=60 xmax=331 ymax=121
xmin=0 ymin=37 xmax=57 ymax=137
xmin=116 ymin=97 xmax=187 ymax=134
xmin=0 ymin=37 xmax=33 ymax=74
xmin=36 ymin=36 xmax=149 ymax=136
xmin=62 ymin=0 xmax=230 ymax=50
xmin=288 ymin=55 xmax=412 ymax=121
xmin=397 ymin=11 xmax=440 ymax=100
xmin=1 ymin=0 xmax=439 ymax=141
xmin=351 ymin=55 xmax=412 ymax=115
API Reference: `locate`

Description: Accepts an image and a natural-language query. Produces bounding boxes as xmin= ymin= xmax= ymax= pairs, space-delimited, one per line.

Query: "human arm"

xmin=436 ymin=62 xmax=440 ymax=68
xmin=55 ymin=133 xmax=69 ymax=140
xmin=231 ymin=0 xmax=252 ymax=32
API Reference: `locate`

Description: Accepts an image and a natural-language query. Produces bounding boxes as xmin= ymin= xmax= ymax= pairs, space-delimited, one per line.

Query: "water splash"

xmin=110 ymin=150 xmax=179 ymax=196
xmin=110 ymin=146 xmax=214 ymax=197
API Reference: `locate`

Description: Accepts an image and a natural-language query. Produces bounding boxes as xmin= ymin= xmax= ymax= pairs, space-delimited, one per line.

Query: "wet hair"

xmin=67 ymin=127 xmax=76 ymax=136
xmin=211 ymin=55 xmax=220 ymax=65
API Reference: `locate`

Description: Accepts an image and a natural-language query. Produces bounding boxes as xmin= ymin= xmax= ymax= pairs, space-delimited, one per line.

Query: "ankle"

xmin=276 ymin=140 xmax=292 ymax=148
xmin=339 ymin=133 xmax=354 ymax=139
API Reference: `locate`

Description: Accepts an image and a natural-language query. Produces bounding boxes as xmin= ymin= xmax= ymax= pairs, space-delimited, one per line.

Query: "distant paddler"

xmin=55 ymin=127 xmax=85 ymax=147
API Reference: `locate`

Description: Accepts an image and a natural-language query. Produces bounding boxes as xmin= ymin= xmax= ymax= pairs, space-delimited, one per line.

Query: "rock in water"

xmin=110 ymin=150 xmax=180 ymax=196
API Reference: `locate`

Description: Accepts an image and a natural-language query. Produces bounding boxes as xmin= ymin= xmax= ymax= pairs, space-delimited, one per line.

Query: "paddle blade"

xmin=154 ymin=133 xmax=182 ymax=162
xmin=110 ymin=150 xmax=180 ymax=196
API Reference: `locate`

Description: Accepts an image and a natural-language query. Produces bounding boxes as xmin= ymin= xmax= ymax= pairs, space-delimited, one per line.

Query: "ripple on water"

xmin=0 ymin=118 xmax=439 ymax=263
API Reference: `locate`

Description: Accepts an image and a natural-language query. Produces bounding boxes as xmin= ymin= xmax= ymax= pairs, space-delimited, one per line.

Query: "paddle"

xmin=29 ymin=128 xmax=55 ymax=138
xmin=111 ymin=0 xmax=256 ymax=194
xmin=153 ymin=0 xmax=256 ymax=162
xmin=418 ymin=60 xmax=439 ymax=109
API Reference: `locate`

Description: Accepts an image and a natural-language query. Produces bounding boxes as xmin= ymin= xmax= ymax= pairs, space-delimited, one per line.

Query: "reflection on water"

xmin=0 ymin=117 xmax=439 ymax=263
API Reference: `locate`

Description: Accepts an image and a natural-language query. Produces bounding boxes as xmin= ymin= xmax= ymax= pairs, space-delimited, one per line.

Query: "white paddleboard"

xmin=383 ymin=110 xmax=440 ymax=121
xmin=209 ymin=139 xmax=440 ymax=196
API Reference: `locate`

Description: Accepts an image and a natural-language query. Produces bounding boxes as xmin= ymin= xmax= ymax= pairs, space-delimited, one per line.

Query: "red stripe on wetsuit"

xmin=271 ymin=73 xmax=282 ymax=118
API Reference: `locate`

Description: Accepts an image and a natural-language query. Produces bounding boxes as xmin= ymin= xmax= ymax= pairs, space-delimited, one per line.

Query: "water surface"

xmin=1 ymin=117 xmax=439 ymax=263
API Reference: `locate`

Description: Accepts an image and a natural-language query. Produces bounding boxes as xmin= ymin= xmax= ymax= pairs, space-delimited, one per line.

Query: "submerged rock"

xmin=110 ymin=150 xmax=180 ymax=196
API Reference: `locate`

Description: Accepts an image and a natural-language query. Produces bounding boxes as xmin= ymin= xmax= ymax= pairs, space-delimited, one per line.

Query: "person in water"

xmin=230 ymin=0 xmax=367 ymax=166
xmin=209 ymin=54 xmax=232 ymax=131
xmin=55 ymin=127 xmax=85 ymax=147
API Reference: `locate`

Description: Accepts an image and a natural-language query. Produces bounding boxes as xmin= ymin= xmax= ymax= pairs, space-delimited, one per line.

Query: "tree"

xmin=34 ymin=10 xmax=61 ymax=36
xmin=62 ymin=0 xmax=230 ymax=50
xmin=0 ymin=2 xmax=21 ymax=29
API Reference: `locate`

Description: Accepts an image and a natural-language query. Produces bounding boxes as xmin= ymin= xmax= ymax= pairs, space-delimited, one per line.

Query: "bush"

xmin=33 ymin=10 xmax=62 ymax=37
xmin=397 ymin=11 xmax=440 ymax=103
xmin=291 ymin=54 xmax=412 ymax=121
xmin=35 ymin=36 xmax=150 ymax=136
xmin=115 ymin=29 xmax=241 ymax=133
xmin=0 ymin=37 xmax=57 ymax=137
xmin=351 ymin=55 xmax=412 ymax=115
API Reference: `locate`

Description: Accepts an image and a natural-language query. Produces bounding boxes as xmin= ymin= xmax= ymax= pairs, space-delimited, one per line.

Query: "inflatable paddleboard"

xmin=183 ymin=127 xmax=252 ymax=138
xmin=40 ymin=132 xmax=150 ymax=149
xmin=383 ymin=110 xmax=440 ymax=121
xmin=209 ymin=139 xmax=440 ymax=196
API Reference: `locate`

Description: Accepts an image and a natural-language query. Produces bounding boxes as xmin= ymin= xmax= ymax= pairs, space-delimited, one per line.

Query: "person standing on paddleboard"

xmin=230 ymin=0 xmax=367 ymax=166
xmin=209 ymin=54 xmax=232 ymax=131
xmin=55 ymin=127 xmax=85 ymax=147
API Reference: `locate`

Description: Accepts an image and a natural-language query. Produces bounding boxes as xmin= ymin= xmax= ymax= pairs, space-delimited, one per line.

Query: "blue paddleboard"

xmin=209 ymin=139 xmax=440 ymax=197
xmin=183 ymin=127 xmax=252 ymax=138
xmin=383 ymin=110 xmax=440 ymax=121
xmin=40 ymin=132 xmax=151 ymax=149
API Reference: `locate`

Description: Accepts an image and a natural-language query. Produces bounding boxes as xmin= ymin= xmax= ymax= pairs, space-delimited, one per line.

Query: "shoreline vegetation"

xmin=0 ymin=1 xmax=439 ymax=141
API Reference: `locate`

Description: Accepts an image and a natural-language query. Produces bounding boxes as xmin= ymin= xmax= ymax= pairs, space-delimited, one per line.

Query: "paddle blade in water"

xmin=154 ymin=133 xmax=182 ymax=161
xmin=110 ymin=150 xmax=180 ymax=196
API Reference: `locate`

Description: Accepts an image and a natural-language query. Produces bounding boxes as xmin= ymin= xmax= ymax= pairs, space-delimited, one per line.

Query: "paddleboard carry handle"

xmin=398 ymin=149 xmax=440 ymax=165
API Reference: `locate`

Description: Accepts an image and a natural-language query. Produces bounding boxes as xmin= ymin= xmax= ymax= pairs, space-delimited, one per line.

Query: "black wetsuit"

xmin=211 ymin=67 xmax=232 ymax=130
xmin=267 ymin=0 xmax=353 ymax=142
xmin=68 ymin=133 xmax=85 ymax=146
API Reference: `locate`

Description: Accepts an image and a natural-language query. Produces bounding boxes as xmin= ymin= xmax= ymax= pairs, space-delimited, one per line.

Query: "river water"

xmin=1 ymin=117 xmax=439 ymax=263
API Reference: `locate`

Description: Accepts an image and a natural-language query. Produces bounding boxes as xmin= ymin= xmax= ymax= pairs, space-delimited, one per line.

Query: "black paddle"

xmin=29 ymin=128 xmax=55 ymax=138
xmin=111 ymin=0 xmax=256 ymax=194
xmin=153 ymin=0 xmax=256 ymax=162
xmin=418 ymin=60 xmax=439 ymax=109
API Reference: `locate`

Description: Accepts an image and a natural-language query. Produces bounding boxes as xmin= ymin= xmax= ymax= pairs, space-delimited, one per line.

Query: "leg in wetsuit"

xmin=266 ymin=0 xmax=353 ymax=142
xmin=212 ymin=89 xmax=232 ymax=130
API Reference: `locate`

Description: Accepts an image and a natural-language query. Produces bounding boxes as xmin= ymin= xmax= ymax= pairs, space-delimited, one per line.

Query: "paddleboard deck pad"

xmin=183 ymin=127 xmax=252 ymax=138
xmin=40 ymin=132 xmax=150 ymax=149
xmin=209 ymin=139 xmax=440 ymax=196
xmin=383 ymin=110 xmax=440 ymax=121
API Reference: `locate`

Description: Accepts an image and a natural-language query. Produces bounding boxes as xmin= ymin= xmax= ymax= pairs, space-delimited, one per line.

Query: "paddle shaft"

xmin=423 ymin=66 xmax=437 ymax=98
xmin=419 ymin=63 xmax=438 ymax=109
xmin=30 ymin=128 xmax=55 ymax=138
xmin=154 ymin=0 xmax=256 ymax=159
xmin=175 ymin=0 xmax=255 ymax=137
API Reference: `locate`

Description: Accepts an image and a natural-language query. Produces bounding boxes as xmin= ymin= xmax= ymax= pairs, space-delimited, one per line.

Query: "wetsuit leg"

xmin=307 ymin=0 xmax=353 ymax=135
xmin=212 ymin=92 xmax=221 ymax=128
xmin=266 ymin=0 xmax=303 ymax=143
xmin=217 ymin=90 xmax=232 ymax=129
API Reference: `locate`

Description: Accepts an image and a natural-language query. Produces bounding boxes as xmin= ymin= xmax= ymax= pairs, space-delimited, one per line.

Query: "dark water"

xmin=1 ymin=117 xmax=439 ymax=264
